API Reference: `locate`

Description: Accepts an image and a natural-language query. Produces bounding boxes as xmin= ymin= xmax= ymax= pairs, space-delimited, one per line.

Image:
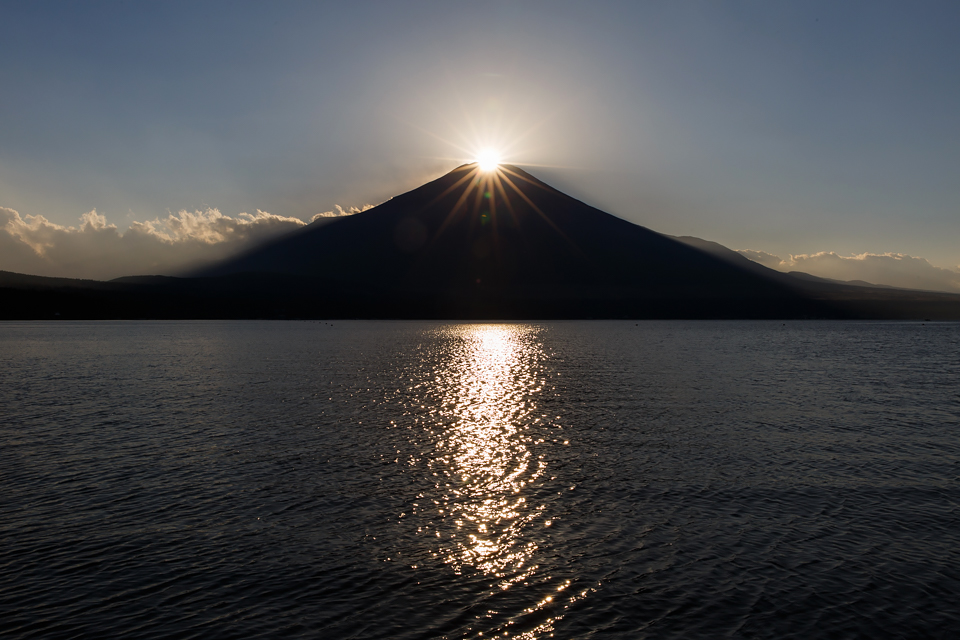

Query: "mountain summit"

xmin=197 ymin=163 xmax=815 ymax=317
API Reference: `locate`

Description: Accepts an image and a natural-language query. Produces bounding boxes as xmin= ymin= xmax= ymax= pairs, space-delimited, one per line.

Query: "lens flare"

xmin=476 ymin=149 xmax=501 ymax=172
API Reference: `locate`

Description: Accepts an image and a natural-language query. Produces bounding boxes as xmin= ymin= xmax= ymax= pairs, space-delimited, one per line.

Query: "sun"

xmin=476 ymin=149 xmax=501 ymax=172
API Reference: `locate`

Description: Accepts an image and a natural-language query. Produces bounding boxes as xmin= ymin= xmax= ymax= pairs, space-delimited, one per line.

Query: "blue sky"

xmin=2 ymin=1 xmax=959 ymax=286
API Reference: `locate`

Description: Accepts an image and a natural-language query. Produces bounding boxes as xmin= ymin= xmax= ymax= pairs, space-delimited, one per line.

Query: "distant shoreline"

xmin=3 ymin=269 xmax=960 ymax=321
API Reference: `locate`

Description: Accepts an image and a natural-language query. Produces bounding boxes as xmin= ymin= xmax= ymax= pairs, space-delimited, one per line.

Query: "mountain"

xmin=3 ymin=163 xmax=960 ymax=319
xmin=193 ymin=163 xmax=827 ymax=317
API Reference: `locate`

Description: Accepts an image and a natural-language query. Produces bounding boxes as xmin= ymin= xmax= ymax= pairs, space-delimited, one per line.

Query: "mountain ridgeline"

xmin=3 ymin=163 xmax=960 ymax=319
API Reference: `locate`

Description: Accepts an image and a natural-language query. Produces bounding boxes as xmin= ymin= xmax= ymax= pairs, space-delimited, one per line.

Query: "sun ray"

xmin=498 ymin=172 xmax=585 ymax=258
xmin=389 ymin=116 xmax=478 ymax=158
xmin=499 ymin=166 xmax=561 ymax=195
xmin=468 ymin=172 xmax=488 ymax=235
xmin=488 ymin=174 xmax=501 ymax=264
xmin=419 ymin=166 xmax=479 ymax=213
xmin=491 ymin=172 xmax=521 ymax=229
xmin=430 ymin=167 xmax=483 ymax=242
xmin=491 ymin=172 xmax=539 ymax=261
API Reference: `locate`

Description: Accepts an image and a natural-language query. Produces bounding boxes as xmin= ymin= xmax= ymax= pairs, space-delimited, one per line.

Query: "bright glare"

xmin=476 ymin=149 xmax=501 ymax=172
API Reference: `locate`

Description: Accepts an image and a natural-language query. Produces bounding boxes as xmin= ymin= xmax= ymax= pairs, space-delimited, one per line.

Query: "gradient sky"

xmin=3 ymin=1 xmax=959 ymax=282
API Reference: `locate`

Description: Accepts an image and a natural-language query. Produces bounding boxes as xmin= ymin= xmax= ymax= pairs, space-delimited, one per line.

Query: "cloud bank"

xmin=311 ymin=204 xmax=373 ymax=221
xmin=0 ymin=206 xmax=314 ymax=280
xmin=738 ymin=249 xmax=960 ymax=293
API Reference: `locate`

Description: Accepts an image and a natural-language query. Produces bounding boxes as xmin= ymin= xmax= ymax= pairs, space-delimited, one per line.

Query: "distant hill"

xmin=3 ymin=163 xmax=960 ymax=319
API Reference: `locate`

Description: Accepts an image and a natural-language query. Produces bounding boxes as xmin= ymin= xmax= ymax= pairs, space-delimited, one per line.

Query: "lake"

xmin=2 ymin=320 xmax=958 ymax=638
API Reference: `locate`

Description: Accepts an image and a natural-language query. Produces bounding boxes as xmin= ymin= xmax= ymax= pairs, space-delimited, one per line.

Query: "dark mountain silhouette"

xmin=3 ymin=163 xmax=960 ymax=319
xmin=192 ymin=163 xmax=823 ymax=317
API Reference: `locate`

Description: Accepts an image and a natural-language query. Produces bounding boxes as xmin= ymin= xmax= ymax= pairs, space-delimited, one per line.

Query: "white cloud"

xmin=0 ymin=206 xmax=307 ymax=280
xmin=311 ymin=203 xmax=374 ymax=221
xmin=738 ymin=248 xmax=960 ymax=293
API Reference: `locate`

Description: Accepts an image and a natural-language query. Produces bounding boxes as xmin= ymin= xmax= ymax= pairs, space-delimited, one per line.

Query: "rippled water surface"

xmin=2 ymin=320 xmax=959 ymax=639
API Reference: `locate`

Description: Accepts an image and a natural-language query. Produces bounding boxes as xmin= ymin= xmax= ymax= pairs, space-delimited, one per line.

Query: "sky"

xmin=2 ymin=1 xmax=959 ymax=290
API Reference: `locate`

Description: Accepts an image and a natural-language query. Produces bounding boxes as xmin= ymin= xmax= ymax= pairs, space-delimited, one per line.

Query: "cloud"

xmin=736 ymin=249 xmax=784 ymax=270
xmin=311 ymin=203 xmax=374 ymax=221
xmin=0 ymin=206 xmax=307 ymax=280
xmin=738 ymin=248 xmax=960 ymax=293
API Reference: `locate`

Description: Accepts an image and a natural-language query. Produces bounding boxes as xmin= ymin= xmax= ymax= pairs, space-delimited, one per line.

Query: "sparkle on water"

xmin=421 ymin=325 xmax=585 ymax=638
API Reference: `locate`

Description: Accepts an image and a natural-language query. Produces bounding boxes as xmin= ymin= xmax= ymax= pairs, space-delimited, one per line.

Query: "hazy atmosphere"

xmin=2 ymin=1 xmax=959 ymax=290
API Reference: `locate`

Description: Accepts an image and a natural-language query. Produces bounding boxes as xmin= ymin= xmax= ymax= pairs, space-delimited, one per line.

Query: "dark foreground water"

xmin=2 ymin=321 xmax=959 ymax=639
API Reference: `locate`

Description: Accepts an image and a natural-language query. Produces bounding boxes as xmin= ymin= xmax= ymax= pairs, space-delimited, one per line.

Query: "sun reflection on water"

xmin=436 ymin=326 xmax=544 ymax=579
xmin=409 ymin=324 xmax=589 ymax=638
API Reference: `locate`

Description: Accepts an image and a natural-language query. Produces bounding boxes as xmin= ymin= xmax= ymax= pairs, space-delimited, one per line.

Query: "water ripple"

xmin=1 ymin=320 xmax=958 ymax=638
